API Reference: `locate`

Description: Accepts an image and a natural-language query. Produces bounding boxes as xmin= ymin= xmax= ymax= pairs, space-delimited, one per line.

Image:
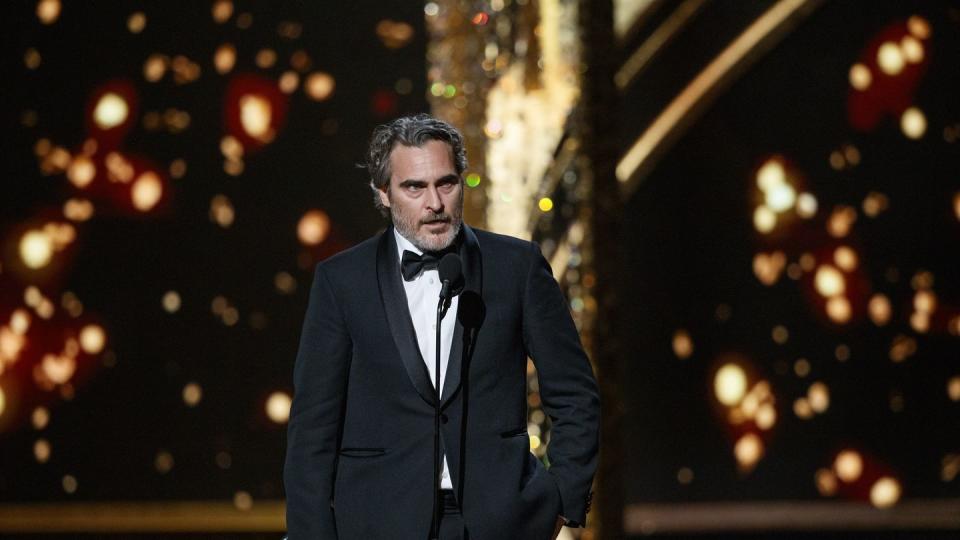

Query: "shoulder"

xmin=312 ymin=230 xmax=382 ymax=285
xmin=471 ymin=226 xmax=537 ymax=259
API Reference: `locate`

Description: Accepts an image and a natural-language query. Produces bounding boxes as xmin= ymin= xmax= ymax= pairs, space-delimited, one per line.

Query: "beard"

xmin=391 ymin=205 xmax=462 ymax=252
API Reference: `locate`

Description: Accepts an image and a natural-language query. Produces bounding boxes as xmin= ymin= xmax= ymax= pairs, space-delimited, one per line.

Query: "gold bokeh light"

xmin=305 ymin=72 xmax=335 ymax=101
xmin=239 ymin=94 xmax=273 ymax=142
xmin=877 ymin=42 xmax=905 ymax=75
xmin=870 ymin=477 xmax=901 ymax=508
xmin=132 ymin=171 xmax=163 ymax=211
xmin=672 ymin=329 xmax=693 ymax=360
xmin=210 ymin=195 xmax=235 ymax=228
xmin=734 ymin=433 xmax=764 ymax=471
xmin=20 ymin=229 xmax=54 ymax=269
xmin=93 ymin=93 xmax=129 ymax=130
xmin=162 ymin=291 xmax=181 ymax=313
xmin=67 ymin=155 xmax=96 ymax=188
xmin=753 ymin=206 xmax=776 ymax=234
xmin=34 ymin=439 xmax=51 ymax=463
xmin=127 ymin=12 xmax=146 ymax=34
xmin=907 ymin=15 xmax=931 ymax=40
xmin=183 ymin=382 xmax=202 ymax=407
xmin=900 ymin=35 xmax=923 ymax=63
xmin=297 ymin=210 xmax=331 ymax=246
xmin=807 ymin=381 xmax=829 ymax=413
xmin=849 ymin=63 xmax=871 ymax=90
xmin=834 ymin=450 xmax=863 ymax=483
xmin=814 ymin=265 xmax=844 ymax=297
xmin=214 ymin=44 xmax=236 ymax=74
xmin=714 ymin=363 xmax=747 ymax=406
xmin=901 ymin=107 xmax=927 ymax=139
xmin=266 ymin=391 xmax=291 ymax=423
xmin=42 ymin=353 xmax=76 ymax=385
xmin=80 ymin=324 xmax=106 ymax=354
xmin=826 ymin=296 xmax=852 ymax=324
xmin=36 ymin=0 xmax=61 ymax=24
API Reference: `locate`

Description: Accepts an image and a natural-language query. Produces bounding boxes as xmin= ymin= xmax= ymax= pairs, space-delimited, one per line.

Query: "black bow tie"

xmin=401 ymin=248 xmax=455 ymax=281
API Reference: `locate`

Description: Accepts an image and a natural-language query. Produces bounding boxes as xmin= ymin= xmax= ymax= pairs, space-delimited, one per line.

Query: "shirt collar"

xmin=393 ymin=227 xmax=422 ymax=262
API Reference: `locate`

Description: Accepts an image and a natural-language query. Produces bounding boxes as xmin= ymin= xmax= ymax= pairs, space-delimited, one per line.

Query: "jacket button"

xmin=440 ymin=414 xmax=448 ymax=424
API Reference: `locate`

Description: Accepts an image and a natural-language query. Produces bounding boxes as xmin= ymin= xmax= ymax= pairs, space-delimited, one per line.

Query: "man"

xmin=284 ymin=114 xmax=599 ymax=539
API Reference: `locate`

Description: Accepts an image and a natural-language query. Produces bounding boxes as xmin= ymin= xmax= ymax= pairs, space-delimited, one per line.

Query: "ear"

xmin=376 ymin=184 xmax=391 ymax=209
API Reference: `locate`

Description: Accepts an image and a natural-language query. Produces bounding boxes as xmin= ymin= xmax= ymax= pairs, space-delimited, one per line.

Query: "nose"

xmin=425 ymin=184 xmax=444 ymax=213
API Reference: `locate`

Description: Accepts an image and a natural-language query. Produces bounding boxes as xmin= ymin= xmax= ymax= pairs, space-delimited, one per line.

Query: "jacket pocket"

xmin=499 ymin=425 xmax=528 ymax=438
xmin=339 ymin=447 xmax=387 ymax=457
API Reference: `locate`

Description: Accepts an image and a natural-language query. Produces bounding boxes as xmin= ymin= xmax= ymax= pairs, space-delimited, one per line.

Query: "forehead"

xmin=388 ymin=140 xmax=456 ymax=180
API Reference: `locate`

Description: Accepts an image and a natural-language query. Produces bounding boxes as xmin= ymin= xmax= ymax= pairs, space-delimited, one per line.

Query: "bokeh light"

xmin=62 ymin=475 xmax=77 ymax=494
xmin=815 ymin=468 xmax=838 ymax=496
xmin=162 ymin=291 xmax=181 ymax=313
xmin=67 ymin=155 xmax=96 ymax=188
xmin=753 ymin=206 xmax=776 ymax=234
xmin=80 ymin=324 xmax=106 ymax=354
xmin=154 ymin=450 xmax=174 ymax=474
xmin=814 ymin=265 xmax=845 ymax=297
xmin=876 ymin=41 xmax=905 ymax=75
xmin=214 ymin=44 xmax=236 ymax=74
xmin=870 ymin=477 xmax=901 ymax=508
xmin=714 ymin=363 xmax=747 ymax=406
xmin=266 ymin=391 xmax=291 ymax=424
xmin=131 ymin=171 xmax=163 ymax=211
xmin=849 ymin=63 xmax=871 ymax=90
xmin=305 ymin=72 xmax=335 ymax=101
xmin=297 ymin=210 xmax=331 ymax=246
xmin=376 ymin=20 xmax=414 ymax=49
xmin=34 ymin=439 xmax=51 ymax=463
xmin=834 ymin=450 xmax=863 ymax=483
xmin=42 ymin=352 xmax=76 ymax=385
xmin=127 ymin=12 xmax=146 ymax=34
xmin=826 ymin=296 xmax=852 ymax=324
xmin=19 ymin=229 xmax=54 ymax=269
xmin=36 ymin=0 xmax=60 ymax=24
xmin=734 ymin=433 xmax=764 ymax=471
xmin=796 ymin=192 xmax=817 ymax=218
xmin=93 ymin=93 xmax=130 ymax=130
xmin=212 ymin=0 xmax=233 ymax=23
xmin=807 ymin=382 xmax=830 ymax=413
xmin=900 ymin=107 xmax=927 ymax=139
xmin=183 ymin=382 xmax=202 ymax=407
xmin=672 ymin=330 xmax=693 ymax=360
xmin=907 ymin=15 xmax=931 ymax=40
xmin=234 ymin=490 xmax=253 ymax=511
xmin=900 ymin=35 xmax=923 ymax=63
xmin=239 ymin=94 xmax=274 ymax=142
xmin=32 ymin=407 xmax=50 ymax=429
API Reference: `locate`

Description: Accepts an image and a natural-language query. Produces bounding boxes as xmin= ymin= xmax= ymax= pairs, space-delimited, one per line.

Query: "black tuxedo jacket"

xmin=284 ymin=224 xmax=599 ymax=539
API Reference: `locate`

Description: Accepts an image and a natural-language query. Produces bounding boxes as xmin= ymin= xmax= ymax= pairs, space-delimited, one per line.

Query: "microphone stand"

xmin=431 ymin=289 xmax=452 ymax=540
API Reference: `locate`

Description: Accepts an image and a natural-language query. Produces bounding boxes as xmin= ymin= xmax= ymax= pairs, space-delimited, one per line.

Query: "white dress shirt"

xmin=394 ymin=229 xmax=458 ymax=490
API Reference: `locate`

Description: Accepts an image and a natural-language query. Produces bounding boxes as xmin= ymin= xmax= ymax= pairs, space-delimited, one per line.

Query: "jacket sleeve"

xmin=284 ymin=263 xmax=351 ymax=539
xmin=521 ymin=242 xmax=600 ymax=526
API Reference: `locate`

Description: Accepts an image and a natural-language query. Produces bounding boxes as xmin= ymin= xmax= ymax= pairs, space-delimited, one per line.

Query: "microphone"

xmin=431 ymin=252 xmax=462 ymax=540
xmin=437 ymin=253 xmax=462 ymax=318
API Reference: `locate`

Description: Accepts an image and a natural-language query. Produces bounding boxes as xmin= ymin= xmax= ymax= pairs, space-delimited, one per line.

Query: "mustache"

xmin=420 ymin=213 xmax=451 ymax=224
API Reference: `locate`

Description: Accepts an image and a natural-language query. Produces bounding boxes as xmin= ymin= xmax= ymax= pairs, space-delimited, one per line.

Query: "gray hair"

xmin=363 ymin=114 xmax=468 ymax=216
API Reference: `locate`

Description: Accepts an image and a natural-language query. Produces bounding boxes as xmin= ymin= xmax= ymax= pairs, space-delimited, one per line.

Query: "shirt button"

xmin=429 ymin=278 xmax=434 ymax=284
xmin=431 ymin=324 xmax=436 ymax=330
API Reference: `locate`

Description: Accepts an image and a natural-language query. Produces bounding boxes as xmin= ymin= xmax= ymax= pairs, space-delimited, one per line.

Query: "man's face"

xmin=378 ymin=139 xmax=463 ymax=252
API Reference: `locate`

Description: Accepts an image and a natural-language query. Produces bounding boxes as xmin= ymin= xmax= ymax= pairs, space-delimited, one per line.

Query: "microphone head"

xmin=438 ymin=253 xmax=462 ymax=284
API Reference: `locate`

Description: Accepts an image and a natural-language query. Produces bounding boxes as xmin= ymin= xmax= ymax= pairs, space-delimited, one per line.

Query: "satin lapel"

xmin=440 ymin=224 xmax=482 ymax=407
xmin=376 ymin=227 xmax=437 ymax=406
